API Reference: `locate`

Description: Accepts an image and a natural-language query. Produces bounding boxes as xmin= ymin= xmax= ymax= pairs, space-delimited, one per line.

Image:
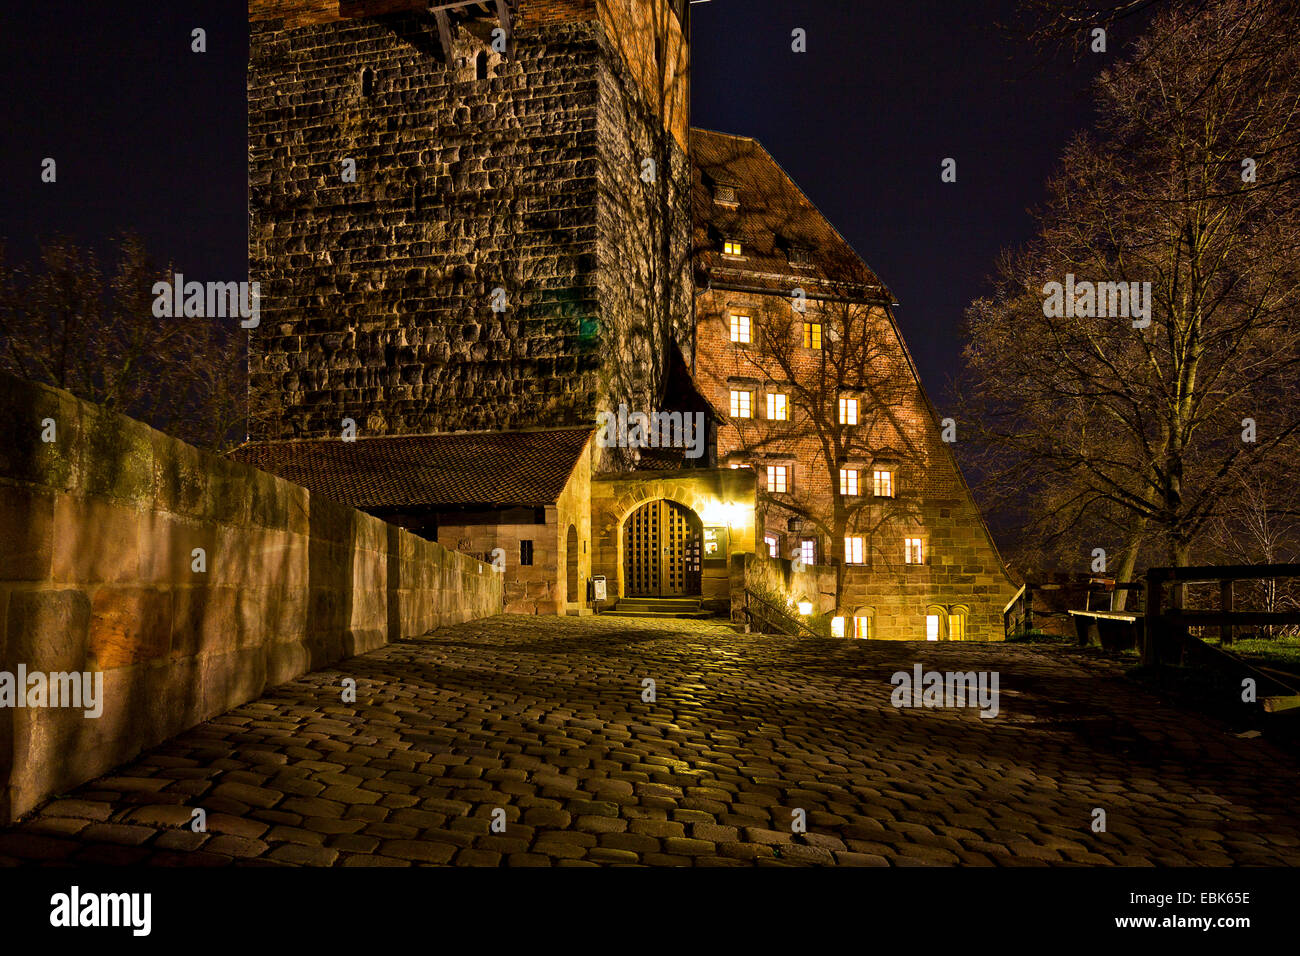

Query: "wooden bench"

xmin=1069 ymin=610 xmax=1141 ymax=652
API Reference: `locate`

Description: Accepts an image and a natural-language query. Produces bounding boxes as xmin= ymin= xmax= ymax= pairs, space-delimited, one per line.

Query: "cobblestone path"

xmin=2 ymin=614 xmax=1298 ymax=866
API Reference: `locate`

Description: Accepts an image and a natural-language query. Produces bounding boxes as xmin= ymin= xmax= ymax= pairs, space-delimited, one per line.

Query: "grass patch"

xmin=1199 ymin=633 xmax=1300 ymax=678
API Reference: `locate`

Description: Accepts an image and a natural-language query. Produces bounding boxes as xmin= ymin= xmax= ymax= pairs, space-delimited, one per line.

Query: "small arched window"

xmin=474 ymin=51 xmax=488 ymax=81
xmin=361 ymin=67 xmax=374 ymax=97
xmin=852 ymin=607 xmax=874 ymax=640
xmin=948 ymin=606 xmax=969 ymax=642
xmin=925 ymin=605 xmax=947 ymax=641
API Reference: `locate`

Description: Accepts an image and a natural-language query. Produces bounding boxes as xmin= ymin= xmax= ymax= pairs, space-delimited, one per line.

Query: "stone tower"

xmin=246 ymin=0 xmax=694 ymax=445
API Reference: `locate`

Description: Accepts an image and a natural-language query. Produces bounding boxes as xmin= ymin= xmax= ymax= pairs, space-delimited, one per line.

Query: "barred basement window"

xmin=520 ymin=540 xmax=534 ymax=566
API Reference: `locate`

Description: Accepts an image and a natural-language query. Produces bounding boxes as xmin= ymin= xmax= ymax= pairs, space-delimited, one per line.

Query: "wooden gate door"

xmin=624 ymin=500 xmax=702 ymax=597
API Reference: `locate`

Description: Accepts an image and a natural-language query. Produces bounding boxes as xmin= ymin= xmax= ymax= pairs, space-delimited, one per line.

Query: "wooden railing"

xmin=741 ymin=588 xmax=822 ymax=639
xmin=1142 ymin=563 xmax=1300 ymax=713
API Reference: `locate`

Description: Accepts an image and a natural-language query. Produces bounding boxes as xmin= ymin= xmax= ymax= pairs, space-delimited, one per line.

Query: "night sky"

xmin=0 ymin=0 xmax=1122 ymax=405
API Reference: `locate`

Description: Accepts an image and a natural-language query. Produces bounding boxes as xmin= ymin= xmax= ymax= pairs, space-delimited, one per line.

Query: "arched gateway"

xmin=623 ymin=499 xmax=703 ymax=597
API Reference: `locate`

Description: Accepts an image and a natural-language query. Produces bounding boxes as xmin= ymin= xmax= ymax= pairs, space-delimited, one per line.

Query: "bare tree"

xmin=0 ymin=233 xmax=246 ymax=451
xmin=1203 ymin=470 xmax=1300 ymax=627
xmin=961 ymin=0 xmax=1300 ymax=592
xmin=725 ymin=263 xmax=926 ymax=610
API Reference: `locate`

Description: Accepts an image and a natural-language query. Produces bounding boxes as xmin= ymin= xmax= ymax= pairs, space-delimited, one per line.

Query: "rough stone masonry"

xmin=247 ymin=0 xmax=692 ymax=443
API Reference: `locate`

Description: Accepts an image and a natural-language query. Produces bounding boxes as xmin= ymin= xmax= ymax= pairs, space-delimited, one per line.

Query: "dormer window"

xmin=713 ymin=184 xmax=738 ymax=206
xmin=723 ymin=240 xmax=743 ymax=257
xmin=788 ymin=245 xmax=812 ymax=267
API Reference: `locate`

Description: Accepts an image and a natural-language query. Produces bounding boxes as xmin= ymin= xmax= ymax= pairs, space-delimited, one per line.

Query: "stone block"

xmin=266 ymin=640 xmax=311 ymax=686
xmin=53 ymin=495 xmax=141 ymax=585
xmin=250 ymin=469 xmax=291 ymax=529
xmin=0 ymin=372 xmax=80 ymax=492
xmin=79 ymin=405 xmax=155 ymax=503
xmin=201 ymin=648 xmax=268 ymax=716
xmin=205 ymin=456 xmax=252 ymax=527
xmin=0 ymin=484 xmax=54 ymax=581
xmin=151 ymin=433 xmax=209 ymax=519
xmin=170 ymin=586 xmax=239 ymax=659
xmin=89 ymin=587 xmax=172 ymax=668
xmin=137 ymin=512 xmax=218 ymax=585
xmin=3 ymin=588 xmax=91 ymax=672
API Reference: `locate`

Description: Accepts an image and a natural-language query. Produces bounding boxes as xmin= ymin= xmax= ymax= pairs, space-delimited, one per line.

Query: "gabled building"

xmin=691 ymin=129 xmax=1015 ymax=640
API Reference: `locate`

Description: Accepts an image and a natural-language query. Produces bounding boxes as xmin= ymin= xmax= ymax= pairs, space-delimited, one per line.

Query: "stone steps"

xmin=603 ymin=597 xmax=716 ymax=619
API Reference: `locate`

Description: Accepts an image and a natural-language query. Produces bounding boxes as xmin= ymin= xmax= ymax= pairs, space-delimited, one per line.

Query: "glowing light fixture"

xmin=699 ymin=499 xmax=748 ymax=527
xmin=797 ymin=600 xmax=813 ymax=616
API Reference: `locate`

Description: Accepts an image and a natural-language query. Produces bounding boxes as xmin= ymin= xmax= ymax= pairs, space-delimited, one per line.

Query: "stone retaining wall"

xmin=0 ymin=372 xmax=501 ymax=822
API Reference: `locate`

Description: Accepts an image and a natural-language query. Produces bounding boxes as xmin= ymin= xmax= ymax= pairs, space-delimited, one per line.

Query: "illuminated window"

xmin=853 ymin=611 xmax=873 ymax=639
xmin=800 ymin=538 xmax=816 ymax=567
xmin=803 ymin=322 xmax=822 ymax=349
xmin=766 ymin=465 xmax=788 ymax=493
xmin=927 ymin=614 xmax=941 ymax=641
xmin=723 ymin=240 xmax=743 ymax=256
xmin=838 ymin=396 xmax=859 ymax=425
xmin=839 ymin=468 xmax=859 ymax=496
xmin=729 ymin=389 xmax=752 ymax=418
xmin=949 ymin=608 xmax=967 ymax=642
xmin=729 ymin=313 xmax=751 ymax=344
xmin=905 ymin=537 xmax=925 ymax=564
xmin=767 ymin=392 xmax=788 ymax=420
xmin=831 ymin=616 xmax=845 ymax=638
xmin=764 ymin=534 xmax=779 ymax=558
xmin=845 ymin=536 xmax=865 ymax=564
xmin=873 ymin=469 xmax=894 ymax=498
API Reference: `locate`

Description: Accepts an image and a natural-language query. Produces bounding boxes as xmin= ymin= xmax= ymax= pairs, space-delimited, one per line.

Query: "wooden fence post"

xmin=1221 ymin=579 xmax=1233 ymax=646
xmin=1143 ymin=570 xmax=1161 ymax=666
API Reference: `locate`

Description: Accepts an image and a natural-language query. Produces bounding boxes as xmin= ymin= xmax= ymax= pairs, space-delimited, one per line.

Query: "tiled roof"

xmin=229 ymin=428 xmax=593 ymax=509
xmin=691 ymin=127 xmax=893 ymax=302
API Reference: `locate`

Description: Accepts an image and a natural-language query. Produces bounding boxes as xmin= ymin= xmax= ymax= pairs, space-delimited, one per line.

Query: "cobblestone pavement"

xmin=3 ymin=614 xmax=1299 ymax=866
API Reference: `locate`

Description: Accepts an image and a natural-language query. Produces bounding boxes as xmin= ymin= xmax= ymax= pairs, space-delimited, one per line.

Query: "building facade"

xmin=240 ymin=0 xmax=1013 ymax=637
xmin=691 ymin=130 xmax=1015 ymax=640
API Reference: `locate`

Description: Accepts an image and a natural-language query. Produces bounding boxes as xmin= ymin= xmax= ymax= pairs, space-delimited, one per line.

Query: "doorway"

xmin=623 ymin=499 xmax=703 ymax=597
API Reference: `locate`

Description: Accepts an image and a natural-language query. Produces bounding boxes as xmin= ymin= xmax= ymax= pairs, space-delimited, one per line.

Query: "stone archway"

xmin=565 ymin=524 xmax=579 ymax=603
xmin=622 ymin=499 xmax=702 ymax=597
